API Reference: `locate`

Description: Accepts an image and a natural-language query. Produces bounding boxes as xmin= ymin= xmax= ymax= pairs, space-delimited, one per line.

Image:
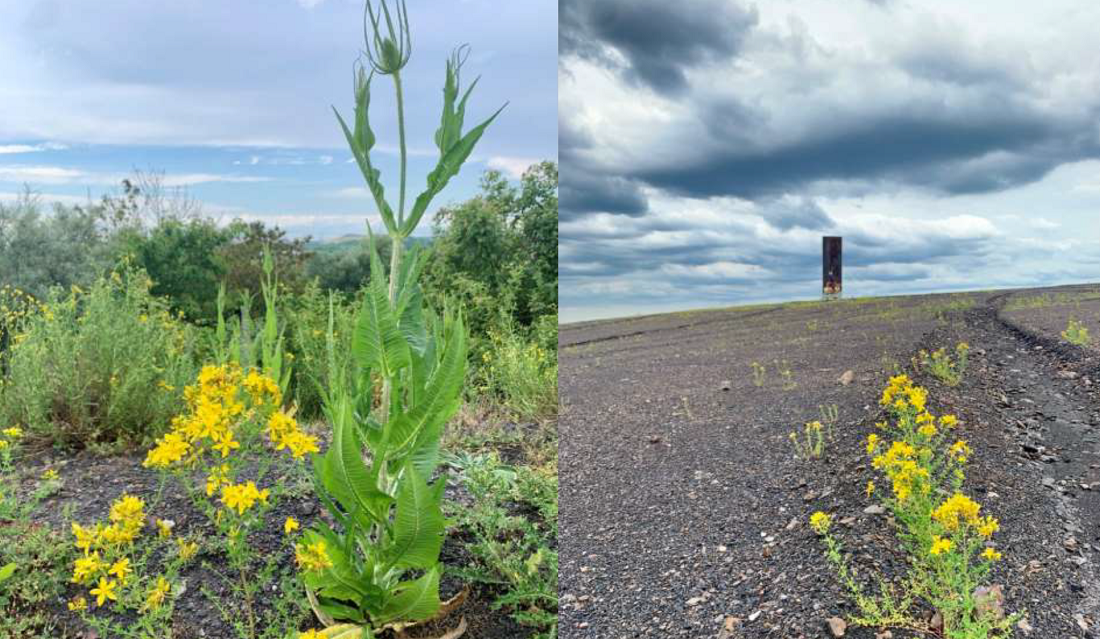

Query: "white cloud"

xmin=487 ymin=156 xmax=538 ymax=178
xmin=0 ymin=142 xmax=67 ymax=155
xmin=0 ymin=165 xmax=272 ymax=187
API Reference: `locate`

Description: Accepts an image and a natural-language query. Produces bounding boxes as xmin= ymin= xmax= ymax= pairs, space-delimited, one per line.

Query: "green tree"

xmin=123 ymin=218 xmax=230 ymax=323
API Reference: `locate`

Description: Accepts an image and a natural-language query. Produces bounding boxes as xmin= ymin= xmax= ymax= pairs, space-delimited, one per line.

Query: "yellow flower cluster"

xmin=871 ymin=375 xmax=1003 ymax=565
xmin=0 ymin=426 xmax=22 ymax=453
xmin=295 ymin=539 xmax=334 ymax=572
xmin=810 ymin=511 xmax=831 ymax=535
xmin=69 ymin=494 xmax=149 ymax=607
xmin=220 ymin=481 xmax=270 ymax=515
xmin=871 ymin=440 xmax=929 ymax=502
xmin=144 ymin=364 xmax=316 ymax=470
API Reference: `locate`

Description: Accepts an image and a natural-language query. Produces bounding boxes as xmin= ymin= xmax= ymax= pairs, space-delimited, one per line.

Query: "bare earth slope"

xmin=560 ymin=284 xmax=1100 ymax=639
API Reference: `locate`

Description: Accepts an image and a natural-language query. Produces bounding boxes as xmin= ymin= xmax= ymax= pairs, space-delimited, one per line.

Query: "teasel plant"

xmin=299 ymin=0 xmax=504 ymax=636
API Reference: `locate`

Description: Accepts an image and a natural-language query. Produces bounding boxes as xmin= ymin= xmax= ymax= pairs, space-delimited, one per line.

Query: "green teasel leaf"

xmin=350 ymin=235 xmax=410 ymax=377
xmin=386 ymin=464 xmax=445 ymax=571
xmin=0 ymin=562 xmax=15 ymax=585
xmin=300 ymin=528 xmax=372 ymax=603
xmin=402 ymin=98 xmax=505 ymax=237
xmin=317 ymin=598 xmax=368 ymax=624
xmin=394 ymin=247 xmax=428 ymax=356
xmin=376 ymin=564 xmax=442 ymax=625
xmin=405 ymin=311 xmax=466 ymax=478
xmin=330 ymin=402 xmax=391 ymax=523
xmin=383 ymin=311 xmax=464 ymax=469
xmin=333 ymin=102 xmax=397 ymax=236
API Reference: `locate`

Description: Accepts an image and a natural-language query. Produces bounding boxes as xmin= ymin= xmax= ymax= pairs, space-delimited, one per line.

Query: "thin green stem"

xmin=394 ymin=70 xmax=408 ymax=229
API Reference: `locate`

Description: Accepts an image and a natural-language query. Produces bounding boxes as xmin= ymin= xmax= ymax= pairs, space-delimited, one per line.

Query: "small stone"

xmin=838 ymin=370 xmax=855 ymax=385
xmin=1075 ymin=613 xmax=1089 ymax=631
xmin=720 ymin=380 xmax=732 ymax=391
xmin=875 ymin=632 xmax=893 ymax=639
xmin=686 ymin=596 xmax=704 ymax=607
xmin=826 ymin=616 xmax=847 ymax=637
xmin=748 ymin=610 xmax=762 ymax=622
xmin=973 ymin=584 xmax=1005 ymax=621
xmin=863 ymin=504 xmax=885 ymax=515
xmin=1057 ymin=370 xmax=1079 ymax=380
xmin=1016 ymin=618 xmax=1033 ymax=635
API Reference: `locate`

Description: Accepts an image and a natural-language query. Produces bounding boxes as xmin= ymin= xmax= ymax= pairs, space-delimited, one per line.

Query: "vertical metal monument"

xmin=823 ymin=236 xmax=842 ymax=299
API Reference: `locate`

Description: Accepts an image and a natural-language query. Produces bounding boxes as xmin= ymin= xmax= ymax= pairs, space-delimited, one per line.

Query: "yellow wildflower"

xmin=144 ymin=576 xmax=171 ymax=611
xmin=299 ymin=631 xmax=324 ymax=639
xmin=865 ymin=433 xmax=879 ymax=455
xmin=108 ymin=558 xmax=131 ymax=584
xmin=284 ymin=516 xmax=300 ymax=535
xmin=981 ymin=547 xmax=1002 ymax=561
xmin=809 ymin=511 xmax=831 ymax=535
xmin=295 ymin=539 xmax=333 ymax=572
xmin=177 ymin=539 xmax=199 ymax=562
xmin=67 ymin=596 xmax=87 ymax=611
xmin=156 ymin=518 xmax=174 ymax=538
xmin=89 ymin=577 xmax=118 ymax=606
xmin=212 ymin=431 xmax=240 ymax=458
xmin=932 ymin=493 xmax=982 ymax=531
xmin=865 ymin=481 xmax=875 ymax=498
xmin=930 ymin=535 xmax=953 ymax=556
xmin=71 ymin=552 xmax=104 ymax=585
xmin=976 ymin=516 xmax=999 ymax=538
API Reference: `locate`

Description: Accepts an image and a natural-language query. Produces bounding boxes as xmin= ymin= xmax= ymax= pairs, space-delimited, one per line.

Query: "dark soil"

xmin=9 ymin=440 xmax=535 ymax=638
xmin=559 ymin=284 xmax=1100 ymax=638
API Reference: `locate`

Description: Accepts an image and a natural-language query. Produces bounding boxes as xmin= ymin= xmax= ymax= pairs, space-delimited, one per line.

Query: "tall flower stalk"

xmin=301 ymin=0 xmax=504 ymax=633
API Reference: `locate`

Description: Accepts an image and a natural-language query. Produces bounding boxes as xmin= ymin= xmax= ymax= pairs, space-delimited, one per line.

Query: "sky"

xmin=0 ymin=0 xmax=556 ymax=239
xmin=559 ymin=0 xmax=1100 ymax=323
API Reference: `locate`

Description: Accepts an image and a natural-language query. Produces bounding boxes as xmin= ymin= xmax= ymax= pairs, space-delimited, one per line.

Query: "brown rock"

xmin=826 ymin=616 xmax=847 ymax=637
xmin=838 ymin=370 xmax=855 ymax=385
xmin=973 ymin=584 xmax=1005 ymax=621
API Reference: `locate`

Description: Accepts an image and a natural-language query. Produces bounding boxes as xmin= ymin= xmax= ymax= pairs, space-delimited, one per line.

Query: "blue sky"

xmin=560 ymin=0 xmax=1100 ymax=322
xmin=0 ymin=0 xmax=557 ymax=239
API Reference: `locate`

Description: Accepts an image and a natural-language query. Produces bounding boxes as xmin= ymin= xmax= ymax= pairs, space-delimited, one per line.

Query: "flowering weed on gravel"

xmin=1061 ymin=318 xmax=1091 ymax=347
xmin=811 ymin=374 xmax=1021 ymax=638
xmin=914 ymin=342 xmax=969 ymax=387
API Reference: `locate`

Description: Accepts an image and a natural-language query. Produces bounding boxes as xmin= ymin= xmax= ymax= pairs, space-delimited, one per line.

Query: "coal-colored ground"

xmin=10 ymin=441 xmax=530 ymax=638
xmin=559 ymin=284 xmax=1100 ymax=639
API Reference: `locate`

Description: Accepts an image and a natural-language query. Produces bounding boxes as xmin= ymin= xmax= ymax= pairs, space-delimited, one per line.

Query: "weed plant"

xmin=811 ymin=374 xmax=1020 ymax=638
xmin=1062 ymin=318 xmax=1091 ymax=347
xmin=914 ymin=343 xmax=969 ymax=387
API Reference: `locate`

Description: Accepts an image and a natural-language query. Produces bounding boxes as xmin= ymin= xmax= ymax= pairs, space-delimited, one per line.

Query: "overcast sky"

xmin=0 ymin=0 xmax=556 ymax=239
xmin=559 ymin=0 xmax=1100 ymax=322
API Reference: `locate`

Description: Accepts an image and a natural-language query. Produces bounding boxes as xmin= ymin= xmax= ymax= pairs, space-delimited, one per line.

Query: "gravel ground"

xmin=11 ymin=441 xmax=531 ymax=638
xmin=559 ymin=285 xmax=1100 ymax=639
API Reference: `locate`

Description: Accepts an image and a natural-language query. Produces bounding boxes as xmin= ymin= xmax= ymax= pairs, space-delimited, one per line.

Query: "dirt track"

xmin=559 ymin=284 xmax=1100 ymax=638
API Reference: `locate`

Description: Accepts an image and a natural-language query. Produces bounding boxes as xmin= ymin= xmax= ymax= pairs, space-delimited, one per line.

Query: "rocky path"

xmin=560 ymin=286 xmax=1100 ymax=639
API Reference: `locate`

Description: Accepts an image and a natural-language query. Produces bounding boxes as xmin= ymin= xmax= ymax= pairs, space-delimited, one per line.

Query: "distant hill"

xmin=305 ymin=235 xmax=433 ymax=257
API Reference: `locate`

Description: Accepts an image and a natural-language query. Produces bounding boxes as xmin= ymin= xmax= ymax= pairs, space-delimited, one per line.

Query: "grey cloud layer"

xmin=560 ymin=1 xmax=1100 ymax=320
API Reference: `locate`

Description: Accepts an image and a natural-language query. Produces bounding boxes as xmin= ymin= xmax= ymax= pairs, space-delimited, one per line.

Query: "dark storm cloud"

xmin=559 ymin=0 xmax=758 ymax=92
xmin=559 ymin=169 xmax=648 ymax=221
xmin=634 ymin=112 xmax=1084 ymax=200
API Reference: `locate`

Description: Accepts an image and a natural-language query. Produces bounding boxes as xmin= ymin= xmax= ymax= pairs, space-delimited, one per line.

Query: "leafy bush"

xmin=0 ymin=266 xmax=200 ymax=449
xmin=0 ymin=194 xmax=115 ymax=300
xmin=480 ymin=319 xmax=557 ymax=421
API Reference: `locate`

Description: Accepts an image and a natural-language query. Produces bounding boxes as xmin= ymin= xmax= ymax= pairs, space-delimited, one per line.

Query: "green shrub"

xmin=481 ymin=319 xmax=557 ymax=421
xmin=0 ymin=266 xmax=200 ymax=449
xmin=286 ymin=281 xmax=357 ymax=419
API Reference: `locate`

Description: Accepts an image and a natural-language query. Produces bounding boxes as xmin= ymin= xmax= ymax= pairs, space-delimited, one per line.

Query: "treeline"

xmin=0 ymin=162 xmax=557 ymax=428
